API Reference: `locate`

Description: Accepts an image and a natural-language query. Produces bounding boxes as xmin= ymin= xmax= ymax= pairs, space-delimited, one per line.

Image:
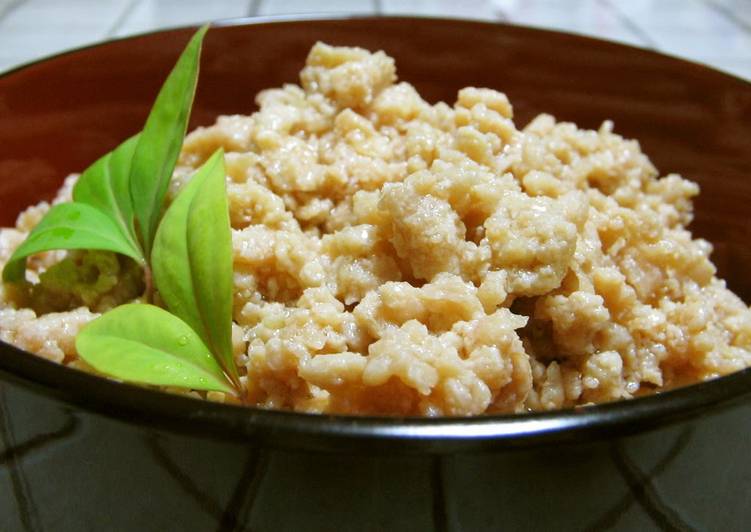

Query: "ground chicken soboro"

xmin=2 ymin=42 xmax=751 ymax=416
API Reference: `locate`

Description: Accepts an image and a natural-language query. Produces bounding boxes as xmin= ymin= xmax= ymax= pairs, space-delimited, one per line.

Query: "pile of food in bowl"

xmin=1 ymin=27 xmax=750 ymax=417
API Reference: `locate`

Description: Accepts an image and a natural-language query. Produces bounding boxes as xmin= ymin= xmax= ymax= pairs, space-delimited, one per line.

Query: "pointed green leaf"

xmin=76 ymin=303 xmax=233 ymax=393
xmin=130 ymin=25 xmax=208 ymax=258
xmin=151 ymin=149 xmax=237 ymax=385
xmin=2 ymin=203 xmax=144 ymax=283
xmin=73 ymin=133 xmax=143 ymax=258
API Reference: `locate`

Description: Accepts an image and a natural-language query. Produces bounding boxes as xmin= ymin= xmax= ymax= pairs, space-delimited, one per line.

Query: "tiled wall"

xmin=0 ymin=0 xmax=749 ymax=80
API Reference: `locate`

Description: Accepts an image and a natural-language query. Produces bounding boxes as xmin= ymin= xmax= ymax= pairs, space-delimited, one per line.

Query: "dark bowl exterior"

xmin=1 ymin=16 xmax=751 ymax=530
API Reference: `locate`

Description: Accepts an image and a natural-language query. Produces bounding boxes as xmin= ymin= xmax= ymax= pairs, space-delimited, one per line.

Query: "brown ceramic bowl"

xmin=1 ymin=17 xmax=750 ymax=530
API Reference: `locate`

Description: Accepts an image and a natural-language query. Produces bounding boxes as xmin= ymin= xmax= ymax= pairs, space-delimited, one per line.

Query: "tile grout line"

xmin=0 ymin=0 xmax=27 ymax=24
xmin=144 ymin=434 xmax=225 ymax=521
xmin=704 ymin=0 xmax=751 ymax=34
xmin=598 ymin=0 xmax=659 ymax=50
xmin=247 ymin=0 xmax=262 ymax=17
xmin=0 ymin=413 xmax=78 ymax=466
xmin=582 ymin=427 xmax=695 ymax=531
xmin=217 ymin=448 xmax=268 ymax=531
xmin=105 ymin=0 xmax=142 ymax=38
xmin=494 ymin=5 xmax=509 ymax=22
xmin=0 ymin=387 xmax=43 ymax=532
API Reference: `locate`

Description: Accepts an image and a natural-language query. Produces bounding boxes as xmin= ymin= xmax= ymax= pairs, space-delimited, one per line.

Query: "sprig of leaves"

xmin=72 ymin=134 xmax=143 ymax=260
xmin=77 ymin=150 xmax=238 ymax=394
xmin=152 ymin=149 xmax=240 ymax=388
xmin=1 ymin=202 xmax=143 ymax=283
xmin=76 ymin=304 xmax=233 ymax=394
xmin=3 ymin=25 xmax=208 ymax=283
xmin=2 ymin=26 xmax=242 ymax=397
xmin=130 ymin=24 xmax=207 ymax=259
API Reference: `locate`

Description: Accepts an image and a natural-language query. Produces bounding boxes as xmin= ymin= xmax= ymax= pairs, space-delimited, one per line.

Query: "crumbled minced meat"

xmin=2 ymin=42 xmax=751 ymax=416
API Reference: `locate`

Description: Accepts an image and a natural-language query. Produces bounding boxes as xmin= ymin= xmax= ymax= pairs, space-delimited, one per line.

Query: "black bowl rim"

xmin=1 ymin=15 xmax=751 ymax=454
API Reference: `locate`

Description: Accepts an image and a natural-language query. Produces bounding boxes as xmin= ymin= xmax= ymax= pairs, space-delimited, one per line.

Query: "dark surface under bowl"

xmin=1 ymin=16 xmax=750 ymax=531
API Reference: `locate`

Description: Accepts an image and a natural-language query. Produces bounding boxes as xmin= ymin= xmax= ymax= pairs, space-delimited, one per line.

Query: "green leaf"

xmin=76 ymin=303 xmax=233 ymax=393
xmin=130 ymin=25 xmax=208 ymax=259
xmin=73 ymin=133 xmax=143 ymax=259
xmin=151 ymin=150 xmax=238 ymax=385
xmin=2 ymin=203 xmax=144 ymax=283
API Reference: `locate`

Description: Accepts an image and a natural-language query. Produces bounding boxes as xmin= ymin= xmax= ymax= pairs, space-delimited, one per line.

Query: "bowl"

xmin=1 ymin=16 xmax=751 ymax=530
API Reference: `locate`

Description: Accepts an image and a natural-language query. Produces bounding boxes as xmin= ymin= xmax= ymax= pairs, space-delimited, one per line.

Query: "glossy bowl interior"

xmin=1 ymin=16 xmax=751 ymax=453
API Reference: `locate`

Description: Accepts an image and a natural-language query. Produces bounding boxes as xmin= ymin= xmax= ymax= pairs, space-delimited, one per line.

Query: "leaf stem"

xmin=231 ymin=374 xmax=244 ymax=398
xmin=143 ymin=265 xmax=154 ymax=304
xmin=234 ymin=380 xmax=249 ymax=405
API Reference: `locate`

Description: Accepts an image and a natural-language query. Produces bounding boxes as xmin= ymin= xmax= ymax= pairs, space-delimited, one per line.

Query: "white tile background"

xmin=0 ymin=0 xmax=748 ymax=80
